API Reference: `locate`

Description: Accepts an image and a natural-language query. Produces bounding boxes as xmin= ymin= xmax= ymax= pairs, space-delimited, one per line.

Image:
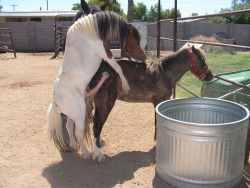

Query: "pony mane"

xmin=67 ymin=14 xmax=100 ymax=40
xmin=147 ymin=47 xmax=206 ymax=75
xmin=67 ymin=11 xmax=141 ymax=43
xmin=192 ymin=46 xmax=206 ymax=63
xmin=161 ymin=47 xmax=189 ymax=64
xmin=161 ymin=46 xmax=206 ymax=66
xmin=94 ymin=11 xmax=128 ymax=41
xmin=147 ymin=49 xmax=189 ymax=74
xmin=94 ymin=11 xmax=141 ymax=42
xmin=147 ymin=60 xmax=163 ymax=75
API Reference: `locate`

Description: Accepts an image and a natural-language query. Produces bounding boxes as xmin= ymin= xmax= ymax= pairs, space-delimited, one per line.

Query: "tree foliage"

xmin=134 ymin=3 xmax=181 ymax=21
xmin=71 ymin=1 xmax=181 ymax=21
xmin=72 ymin=0 xmax=125 ymax=16
xmin=210 ymin=0 xmax=250 ymax=24
xmin=134 ymin=3 xmax=147 ymax=21
xmin=72 ymin=3 xmax=81 ymax=10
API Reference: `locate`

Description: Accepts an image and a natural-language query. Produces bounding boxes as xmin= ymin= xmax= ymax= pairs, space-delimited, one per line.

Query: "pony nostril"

xmin=204 ymin=73 xmax=214 ymax=82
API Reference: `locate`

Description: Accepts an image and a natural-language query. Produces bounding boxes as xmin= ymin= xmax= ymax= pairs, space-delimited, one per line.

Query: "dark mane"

xmin=74 ymin=5 xmax=102 ymax=20
xmin=161 ymin=47 xmax=189 ymax=66
xmin=193 ymin=47 xmax=206 ymax=66
xmin=94 ymin=11 xmax=129 ymax=41
xmin=146 ymin=48 xmax=188 ymax=74
xmin=147 ymin=60 xmax=164 ymax=75
xmin=74 ymin=0 xmax=107 ymax=21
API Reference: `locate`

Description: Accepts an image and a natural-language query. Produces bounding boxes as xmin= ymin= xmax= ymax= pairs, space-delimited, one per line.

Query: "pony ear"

xmin=100 ymin=0 xmax=109 ymax=10
xmin=128 ymin=24 xmax=134 ymax=33
xmin=81 ymin=0 xmax=90 ymax=15
xmin=192 ymin=45 xmax=196 ymax=52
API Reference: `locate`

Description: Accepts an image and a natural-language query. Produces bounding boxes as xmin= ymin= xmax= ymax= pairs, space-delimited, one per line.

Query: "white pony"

xmin=47 ymin=11 xmax=146 ymax=162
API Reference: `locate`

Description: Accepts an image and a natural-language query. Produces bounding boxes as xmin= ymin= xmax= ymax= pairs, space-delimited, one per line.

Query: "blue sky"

xmin=0 ymin=0 xmax=232 ymax=17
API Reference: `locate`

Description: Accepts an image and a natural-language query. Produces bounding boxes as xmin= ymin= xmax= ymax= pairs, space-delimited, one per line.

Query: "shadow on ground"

xmin=43 ymin=115 xmax=250 ymax=188
xmin=42 ymin=146 xmax=171 ymax=188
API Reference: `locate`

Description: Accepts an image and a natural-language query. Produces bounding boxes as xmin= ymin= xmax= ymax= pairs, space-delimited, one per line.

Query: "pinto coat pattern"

xmin=47 ymin=11 xmax=146 ymax=162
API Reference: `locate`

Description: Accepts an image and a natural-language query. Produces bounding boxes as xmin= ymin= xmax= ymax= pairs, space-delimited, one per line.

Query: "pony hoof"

xmin=92 ymin=152 xmax=98 ymax=161
xmin=70 ymin=146 xmax=78 ymax=151
xmin=93 ymin=152 xmax=105 ymax=163
xmin=70 ymin=142 xmax=79 ymax=151
xmin=82 ymin=152 xmax=92 ymax=160
xmin=122 ymin=85 xmax=130 ymax=94
xmin=98 ymin=155 xmax=105 ymax=164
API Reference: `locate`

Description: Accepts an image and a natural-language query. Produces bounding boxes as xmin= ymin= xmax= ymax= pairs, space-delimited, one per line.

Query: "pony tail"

xmin=47 ymin=101 xmax=71 ymax=152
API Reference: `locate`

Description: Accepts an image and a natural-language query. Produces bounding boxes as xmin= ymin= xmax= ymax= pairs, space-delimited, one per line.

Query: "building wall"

xmin=0 ymin=21 xmax=55 ymax=51
xmin=0 ymin=21 xmax=73 ymax=52
xmin=131 ymin=21 xmax=147 ymax=49
xmin=0 ymin=21 xmax=147 ymax=52
xmin=0 ymin=17 xmax=5 ymax=22
xmin=0 ymin=16 xmax=55 ymax=23
xmin=0 ymin=21 xmax=249 ymax=52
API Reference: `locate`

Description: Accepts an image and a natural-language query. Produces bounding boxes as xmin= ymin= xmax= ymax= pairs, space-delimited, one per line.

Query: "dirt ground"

xmin=0 ymin=52 xmax=249 ymax=188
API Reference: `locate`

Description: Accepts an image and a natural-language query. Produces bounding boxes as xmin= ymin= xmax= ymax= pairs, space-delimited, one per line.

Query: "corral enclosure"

xmin=1 ymin=8 xmax=250 ymax=188
xmin=0 ymin=52 xmax=249 ymax=187
xmin=0 ymin=20 xmax=250 ymax=52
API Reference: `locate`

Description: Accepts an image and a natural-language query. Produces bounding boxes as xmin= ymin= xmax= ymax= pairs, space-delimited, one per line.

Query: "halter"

xmin=189 ymin=50 xmax=210 ymax=80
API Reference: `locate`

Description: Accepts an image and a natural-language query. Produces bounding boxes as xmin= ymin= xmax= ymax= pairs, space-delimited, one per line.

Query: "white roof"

xmin=0 ymin=11 xmax=78 ymax=17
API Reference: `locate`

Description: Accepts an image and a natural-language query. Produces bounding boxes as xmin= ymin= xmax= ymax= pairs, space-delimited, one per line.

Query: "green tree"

xmin=145 ymin=4 xmax=160 ymax=21
xmin=210 ymin=0 xmax=250 ymax=24
xmin=72 ymin=0 xmax=125 ymax=16
xmin=134 ymin=3 xmax=147 ymax=21
xmin=165 ymin=8 xmax=181 ymax=19
xmin=72 ymin=3 xmax=81 ymax=10
xmin=145 ymin=4 xmax=181 ymax=21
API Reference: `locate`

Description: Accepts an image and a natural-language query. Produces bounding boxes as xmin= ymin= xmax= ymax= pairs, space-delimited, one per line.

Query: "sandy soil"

xmin=0 ymin=52 xmax=249 ymax=188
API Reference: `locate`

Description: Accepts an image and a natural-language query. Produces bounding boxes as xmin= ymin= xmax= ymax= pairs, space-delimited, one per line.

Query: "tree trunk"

xmin=127 ymin=0 xmax=134 ymax=23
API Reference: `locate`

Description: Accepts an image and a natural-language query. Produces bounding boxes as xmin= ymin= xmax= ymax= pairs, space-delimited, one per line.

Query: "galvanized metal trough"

xmin=156 ymin=97 xmax=249 ymax=188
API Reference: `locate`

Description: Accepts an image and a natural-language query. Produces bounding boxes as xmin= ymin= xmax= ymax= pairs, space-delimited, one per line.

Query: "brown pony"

xmin=88 ymin=46 xmax=213 ymax=162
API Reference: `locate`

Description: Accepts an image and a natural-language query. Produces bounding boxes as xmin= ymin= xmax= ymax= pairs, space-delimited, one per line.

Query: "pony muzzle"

xmin=137 ymin=54 xmax=146 ymax=63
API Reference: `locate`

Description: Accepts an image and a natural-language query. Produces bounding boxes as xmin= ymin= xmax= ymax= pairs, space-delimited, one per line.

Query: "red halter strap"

xmin=189 ymin=50 xmax=210 ymax=80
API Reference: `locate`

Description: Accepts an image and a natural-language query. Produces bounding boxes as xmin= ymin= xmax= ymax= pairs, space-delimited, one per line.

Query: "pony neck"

xmin=162 ymin=48 xmax=191 ymax=86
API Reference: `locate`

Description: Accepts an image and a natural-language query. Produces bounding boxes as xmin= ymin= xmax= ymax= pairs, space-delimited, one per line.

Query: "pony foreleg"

xmin=104 ymin=57 xmax=130 ymax=94
xmin=93 ymin=138 xmax=105 ymax=163
xmin=99 ymin=135 xmax=106 ymax=147
xmin=102 ymin=38 xmax=112 ymax=59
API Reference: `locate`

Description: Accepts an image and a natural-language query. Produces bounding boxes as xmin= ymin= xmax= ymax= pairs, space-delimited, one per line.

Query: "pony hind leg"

xmin=74 ymin=117 xmax=92 ymax=159
xmin=66 ymin=117 xmax=78 ymax=151
xmin=61 ymin=95 xmax=92 ymax=159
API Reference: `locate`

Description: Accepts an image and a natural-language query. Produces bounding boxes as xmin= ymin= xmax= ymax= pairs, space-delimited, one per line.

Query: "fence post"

xmin=9 ymin=28 xmax=16 ymax=58
xmin=173 ymin=0 xmax=178 ymax=98
xmin=157 ymin=0 xmax=161 ymax=58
